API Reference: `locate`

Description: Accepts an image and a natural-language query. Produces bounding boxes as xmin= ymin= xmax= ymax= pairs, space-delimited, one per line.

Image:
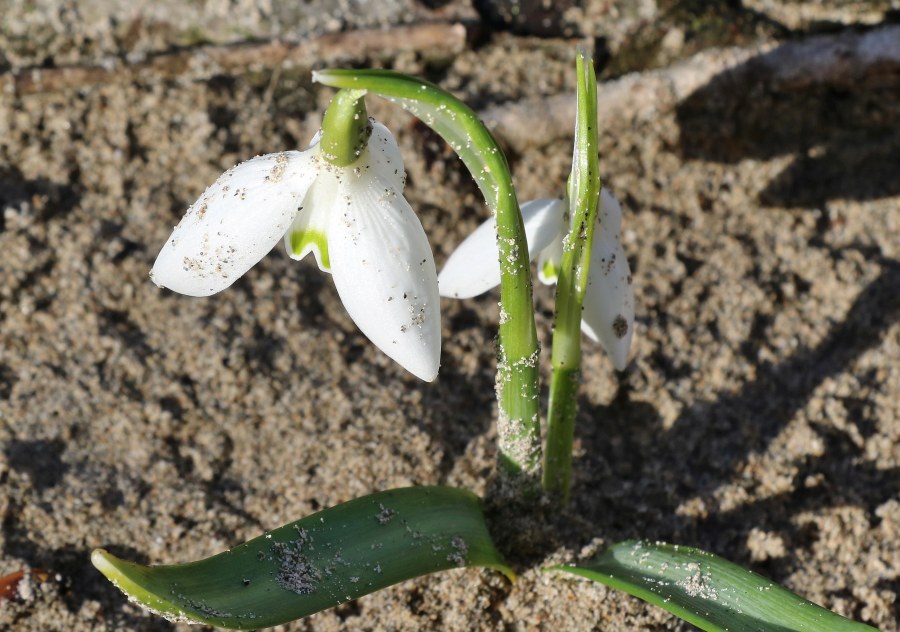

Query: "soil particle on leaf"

xmin=273 ymin=539 xmax=322 ymax=596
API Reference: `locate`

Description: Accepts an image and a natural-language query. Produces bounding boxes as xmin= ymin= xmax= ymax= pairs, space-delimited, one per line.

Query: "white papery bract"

xmin=438 ymin=188 xmax=634 ymax=370
xmin=151 ymin=121 xmax=441 ymax=382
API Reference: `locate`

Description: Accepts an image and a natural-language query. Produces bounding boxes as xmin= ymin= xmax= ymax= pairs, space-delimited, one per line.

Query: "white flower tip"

xmin=407 ymin=351 xmax=440 ymax=382
xmin=150 ymin=251 xmax=223 ymax=297
xmin=363 ymin=302 xmax=442 ymax=382
xmin=582 ymin=313 xmax=633 ymax=371
xmin=357 ymin=304 xmax=442 ymax=382
xmin=583 ymin=193 xmax=635 ymax=372
xmin=609 ymin=321 xmax=633 ymax=372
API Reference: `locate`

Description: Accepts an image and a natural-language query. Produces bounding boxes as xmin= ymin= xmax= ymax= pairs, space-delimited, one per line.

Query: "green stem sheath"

xmin=319 ymin=88 xmax=372 ymax=166
xmin=313 ymin=70 xmax=542 ymax=492
xmin=543 ymin=51 xmax=601 ymax=502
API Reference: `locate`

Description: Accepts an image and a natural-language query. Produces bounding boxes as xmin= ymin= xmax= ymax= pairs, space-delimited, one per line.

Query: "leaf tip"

xmin=92 ymin=549 xmax=208 ymax=626
xmin=492 ymin=563 xmax=517 ymax=584
xmin=313 ymin=69 xmax=353 ymax=88
xmin=91 ymin=548 xmax=120 ymax=580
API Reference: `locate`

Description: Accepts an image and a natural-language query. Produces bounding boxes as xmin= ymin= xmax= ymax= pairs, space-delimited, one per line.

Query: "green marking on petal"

xmin=541 ymin=259 xmax=559 ymax=284
xmin=290 ymin=229 xmax=331 ymax=271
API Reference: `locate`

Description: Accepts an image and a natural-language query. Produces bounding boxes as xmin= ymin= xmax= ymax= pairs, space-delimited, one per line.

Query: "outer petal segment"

xmin=329 ymin=155 xmax=441 ymax=381
xmin=151 ymin=151 xmax=317 ymax=296
xmin=581 ymin=189 xmax=635 ymax=370
xmin=438 ymin=198 xmax=565 ymax=298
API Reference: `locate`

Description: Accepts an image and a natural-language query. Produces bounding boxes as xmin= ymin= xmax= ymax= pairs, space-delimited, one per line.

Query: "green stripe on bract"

xmin=549 ymin=540 xmax=877 ymax=632
xmin=93 ymin=487 xmax=512 ymax=630
xmin=290 ymin=228 xmax=330 ymax=270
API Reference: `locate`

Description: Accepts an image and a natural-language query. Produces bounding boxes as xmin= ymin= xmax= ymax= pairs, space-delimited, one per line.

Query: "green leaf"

xmin=313 ymin=68 xmax=542 ymax=488
xmin=548 ymin=540 xmax=877 ymax=632
xmin=543 ymin=49 xmax=602 ymax=502
xmin=93 ymin=487 xmax=513 ymax=630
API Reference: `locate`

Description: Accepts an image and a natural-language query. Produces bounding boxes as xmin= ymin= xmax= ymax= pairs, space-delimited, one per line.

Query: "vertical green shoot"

xmin=313 ymin=70 xmax=542 ymax=492
xmin=543 ymin=51 xmax=601 ymax=501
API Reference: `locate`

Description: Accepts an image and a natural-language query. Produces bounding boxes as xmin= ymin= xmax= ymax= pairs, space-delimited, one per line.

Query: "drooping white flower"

xmin=151 ymin=120 xmax=441 ymax=381
xmin=438 ymin=188 xmax=634 ymax=370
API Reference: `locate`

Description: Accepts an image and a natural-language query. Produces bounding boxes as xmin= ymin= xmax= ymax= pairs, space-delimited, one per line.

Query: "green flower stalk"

xmin=436 ymin=52 xmax=635 ymax=501
xmin=314 ymin=69 xmax=543 ymax=491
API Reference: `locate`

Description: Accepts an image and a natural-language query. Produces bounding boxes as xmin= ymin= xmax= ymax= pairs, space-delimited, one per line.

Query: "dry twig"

xmin=1 ymin=21 xmax=468 ymax=97
xmin=480 ymin=25 xmax=900 ymax=151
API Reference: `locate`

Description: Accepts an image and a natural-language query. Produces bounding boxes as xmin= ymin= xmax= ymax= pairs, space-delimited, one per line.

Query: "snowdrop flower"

xmin=151 ymin=91 xmax=441 ymax=381
xmin=439 ymin=188 xmax=634 ymax=370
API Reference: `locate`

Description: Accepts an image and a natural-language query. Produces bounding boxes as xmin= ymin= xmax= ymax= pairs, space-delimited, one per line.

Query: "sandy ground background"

xmin=1 ymin=1 xmax=898 ymax=630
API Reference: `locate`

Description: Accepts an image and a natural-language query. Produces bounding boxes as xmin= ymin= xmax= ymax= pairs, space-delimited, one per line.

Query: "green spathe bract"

xmin=313 ymin=68 xmax=542 ymax=489
xmin=548 ymin=540 xmax=878 ymax=632
xmin=93 ymin=487 xmax=512 ymax=630
xmin=318 ymin=88 xmax=372 ymax=166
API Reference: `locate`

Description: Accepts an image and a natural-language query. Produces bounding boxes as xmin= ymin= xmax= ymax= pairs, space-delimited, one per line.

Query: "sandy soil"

xmin=1 ymin=1 xmax=898 ymax=630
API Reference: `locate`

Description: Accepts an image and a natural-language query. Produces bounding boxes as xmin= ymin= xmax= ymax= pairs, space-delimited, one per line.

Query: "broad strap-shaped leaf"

xmin=93 ymin=487 xmax=512 ymax=630
xmin=548 ymin=540 xmax=877 ymax=632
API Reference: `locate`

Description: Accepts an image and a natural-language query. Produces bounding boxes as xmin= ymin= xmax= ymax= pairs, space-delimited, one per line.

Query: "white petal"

xmin=524 ymin=198 xmax=567 ymax=258
xmin=438 ymin=198 xmax=565 ymax=298
xmin=366 ymin=120 xmax=407 ymax=191
xmin=151 ymin=151 xmax=317 ymax=296
xmin=328 ymin=165 xmax=441 ymax=381
xmin=597 ymin=187 xmax=623 ymax=235
xmin=436 ymin=214 xmax=497 ymax=299
xmin=283 ymin=166 xmax=339 ymax=272
xmin=581 ymin=188 xmax=634 ymax=370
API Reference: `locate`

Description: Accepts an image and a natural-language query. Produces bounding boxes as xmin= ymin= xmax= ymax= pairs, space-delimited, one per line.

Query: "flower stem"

xmin=543 ymin=51 xmax=601 ymax=502
xmin=314 ymin=69 xmax=542 ymax=493
xmin=319 ymin=88 xmax=372 ymax=166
